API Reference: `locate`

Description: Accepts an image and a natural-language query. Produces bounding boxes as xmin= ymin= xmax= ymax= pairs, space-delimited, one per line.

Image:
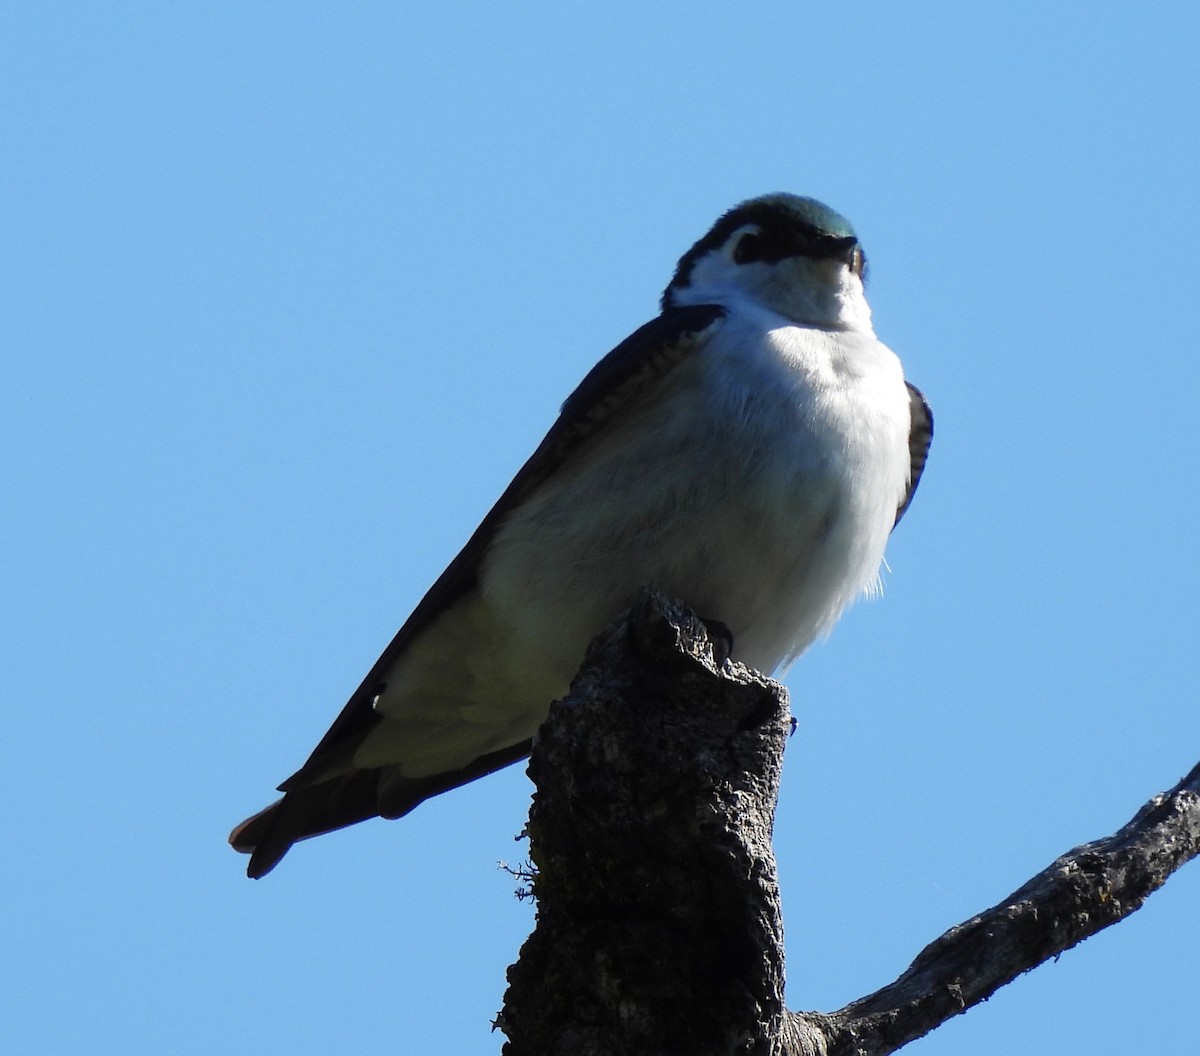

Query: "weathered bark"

xmin=785 ymin=753 xmax=1200 ymax=1055
xmin=498 ymin=590 xmax=1200 ymax=1056
xmin=500 ymin=590 xmax=790 ymax=1055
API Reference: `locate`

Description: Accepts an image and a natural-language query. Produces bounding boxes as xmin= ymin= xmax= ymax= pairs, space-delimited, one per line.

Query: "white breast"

xmin=484 ymin=304 xmax=913 ymax=679
xmin=360 ymin=305 xmax=913 ymax=777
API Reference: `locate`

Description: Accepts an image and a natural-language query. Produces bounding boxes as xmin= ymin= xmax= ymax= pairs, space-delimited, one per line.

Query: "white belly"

xmin=357 ymin=312 xmax=912 ymax=776
xmin=486 ymin=313 xmax=911 ymax=677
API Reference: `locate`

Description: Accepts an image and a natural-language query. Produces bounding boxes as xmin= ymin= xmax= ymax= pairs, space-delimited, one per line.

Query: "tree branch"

xmin=788 ymin=756 xmax=1200 ymax=1055
xmin=497 ymin=590 xmax=1200 ymax=1056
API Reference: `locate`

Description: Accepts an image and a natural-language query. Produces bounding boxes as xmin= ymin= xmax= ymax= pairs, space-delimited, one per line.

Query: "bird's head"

xmin=663 ymin=194 xmax=872 ymax=332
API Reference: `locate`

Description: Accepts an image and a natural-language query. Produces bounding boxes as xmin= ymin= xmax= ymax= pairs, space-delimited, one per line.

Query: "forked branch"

xmin=498 ymin=591 xmax=1200 ymax=1056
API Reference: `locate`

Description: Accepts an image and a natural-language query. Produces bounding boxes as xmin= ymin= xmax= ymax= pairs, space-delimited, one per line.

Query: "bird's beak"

xmin=806 ymin=234 xmax=860 ymax=265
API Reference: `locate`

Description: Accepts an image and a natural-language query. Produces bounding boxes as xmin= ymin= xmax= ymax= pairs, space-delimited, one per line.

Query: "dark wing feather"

xmin=894 ymin=381 xmax=933 ymax=526
xmin=281 ymin=303 xmax=725 ymax=784
xmin=231 ymin=739 xmax=535 ymax=878
xmin=231 ymin=305 xmax=725 ymax=874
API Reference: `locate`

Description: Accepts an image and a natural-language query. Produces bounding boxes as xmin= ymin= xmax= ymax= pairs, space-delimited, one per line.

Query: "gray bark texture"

xmin=497 ymin=590 xmax=1200 ymax=1056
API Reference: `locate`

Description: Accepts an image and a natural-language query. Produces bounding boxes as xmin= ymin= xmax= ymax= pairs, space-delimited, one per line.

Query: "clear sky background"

xmin=5 ymin=3 xmax=1198 ymax=1053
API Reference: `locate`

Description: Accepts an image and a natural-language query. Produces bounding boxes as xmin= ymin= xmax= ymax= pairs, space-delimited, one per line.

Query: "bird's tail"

xmin=230 ymin=739 xmax=538 ymax=877
xmin=228 ymin=770 xmax=383 ymax=878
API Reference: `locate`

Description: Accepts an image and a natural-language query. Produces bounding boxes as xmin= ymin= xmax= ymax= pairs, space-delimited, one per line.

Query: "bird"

xmin=230 ymin=193 xmax=932 ymax=878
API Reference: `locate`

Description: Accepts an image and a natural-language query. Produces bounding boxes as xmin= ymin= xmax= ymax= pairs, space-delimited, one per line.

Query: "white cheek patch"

xmin=670 ymin=250 xmax=873 ymax=333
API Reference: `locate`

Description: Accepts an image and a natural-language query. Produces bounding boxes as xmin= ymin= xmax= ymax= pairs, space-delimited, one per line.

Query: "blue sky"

xmin=5 ymin=3 xmax=1198 ymax=1053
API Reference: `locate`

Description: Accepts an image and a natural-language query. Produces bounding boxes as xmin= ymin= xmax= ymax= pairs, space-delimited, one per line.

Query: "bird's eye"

xmin=733 ymin=232 xmax=764 ymax=264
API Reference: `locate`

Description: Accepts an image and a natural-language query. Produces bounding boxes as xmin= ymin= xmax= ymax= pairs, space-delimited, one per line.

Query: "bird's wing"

xmin=232 ymin=305 xmax=726 ymax=875
xmin=894 ymin=381 xmax=933 ymax=526
xmin=277 ymin=303 xmax=728 ymax=789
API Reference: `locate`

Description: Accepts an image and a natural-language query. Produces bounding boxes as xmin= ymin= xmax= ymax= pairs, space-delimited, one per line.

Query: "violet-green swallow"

xmin=231 ymin=193 xmax=932 ymax=877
